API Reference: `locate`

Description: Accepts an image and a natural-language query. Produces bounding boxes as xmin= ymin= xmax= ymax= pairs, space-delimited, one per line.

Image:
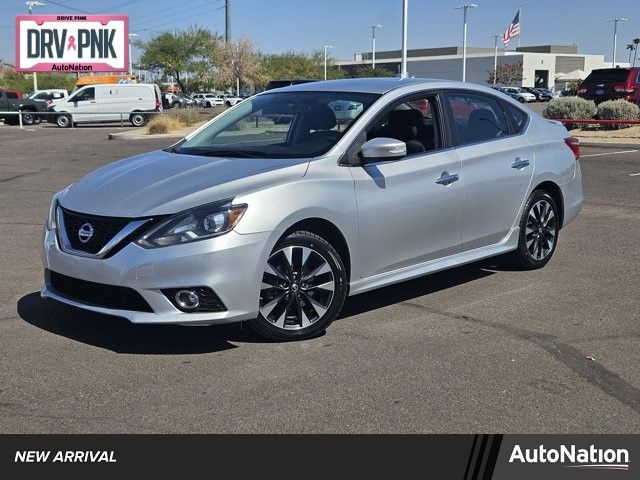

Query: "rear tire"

xmin=130 ymin=112 xmax=147 ymax=127
xmin=518 ymin=97 xmax=525 ymax=103
xmin=56 ymin=114 xmax=71 ymax=128
xmin=510 ymin=190 xmax=560 ymax=270
xmin=247 ymin=231 xmax=348 ymax=341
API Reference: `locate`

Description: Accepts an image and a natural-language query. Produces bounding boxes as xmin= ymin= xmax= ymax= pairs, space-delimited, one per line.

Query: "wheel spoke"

xmin=260 ymin=292 xmax=287 ymax=318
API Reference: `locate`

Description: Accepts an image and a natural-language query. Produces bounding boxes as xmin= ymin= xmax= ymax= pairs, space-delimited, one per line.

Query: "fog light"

xmin=175 ymin=290 xmax=200 ymax=310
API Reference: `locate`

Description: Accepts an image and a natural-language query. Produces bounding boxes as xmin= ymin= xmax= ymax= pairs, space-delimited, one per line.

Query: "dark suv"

xmin=578 ymin=67 xmax=640 ymax=105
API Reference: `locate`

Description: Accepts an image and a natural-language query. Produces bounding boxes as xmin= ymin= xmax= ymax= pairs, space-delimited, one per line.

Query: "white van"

xmin=51 ymin=83 xmax=162 ymax=128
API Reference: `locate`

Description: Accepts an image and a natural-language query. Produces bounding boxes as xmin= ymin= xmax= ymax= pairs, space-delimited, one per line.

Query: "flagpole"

xmin=517 ymin=5 xmax=522 ymax=48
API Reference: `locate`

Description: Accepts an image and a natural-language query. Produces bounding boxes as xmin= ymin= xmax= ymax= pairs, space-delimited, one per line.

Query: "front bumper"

xmin=41 ymin=226 xmax=271 ymax=325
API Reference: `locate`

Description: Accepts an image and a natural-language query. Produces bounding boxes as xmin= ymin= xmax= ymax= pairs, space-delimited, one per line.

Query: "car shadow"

xmin=339 ymin=255 xmax=513 ymax=319
xmin=16 ymin=293 xmax=257 ymax=354
xmin=17 ymin=255 xmax=515 ymax=354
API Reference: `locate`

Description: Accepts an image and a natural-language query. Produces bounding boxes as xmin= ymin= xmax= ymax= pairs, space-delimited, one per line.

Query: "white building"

xmin=336 ymin=45 xmax=617 ymax=90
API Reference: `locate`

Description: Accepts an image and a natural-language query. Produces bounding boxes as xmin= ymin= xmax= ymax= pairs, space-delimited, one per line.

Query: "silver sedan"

xmin=41 ymin=78 xmax=583 ymax=340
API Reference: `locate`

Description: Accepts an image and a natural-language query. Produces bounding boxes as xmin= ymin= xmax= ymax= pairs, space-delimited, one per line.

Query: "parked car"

xmin=192 ymin=93 xmax=224 ymax=108
xmin=49 ymin=83 xmax=162 ymax=128
xmin=521 ymin=87 xmax=552 ymax=102
xmin=500 ymin=87 xmax=537 ymax=103
xmin=27 ymin=89 xmax=69 ymax=103
xmin=171 ymin=92 xmax=197 ymax=109
xmin=328 ymin=100 xmax=363 ymax=124
xmin=265 ymin=79 xmax=318 ymax=91
xmin=0 ymin=88 xmax=47 ymax=125
xmin=218 ymin=95 xmax=242 ymax=107
xmin=41 ymin=78 xmax=583 ymax=340
xmin=578 ymin=67 xmax=640 ymax=105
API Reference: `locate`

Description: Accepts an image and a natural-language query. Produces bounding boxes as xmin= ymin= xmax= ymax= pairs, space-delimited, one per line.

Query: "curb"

xmin=578 ymin=142 xmax=640 ymax=149
xmin=108 ymin=130 xmax=184 ymax=140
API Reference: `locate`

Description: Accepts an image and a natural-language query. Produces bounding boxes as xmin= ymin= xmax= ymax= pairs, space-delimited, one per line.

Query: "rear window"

xmin=584 ymin=69 xmax=630 ymax=83
xmin=503 ymin=103 xmax=528 ymax=133
xmin=6 ymin=91 xmax=19 ymax=99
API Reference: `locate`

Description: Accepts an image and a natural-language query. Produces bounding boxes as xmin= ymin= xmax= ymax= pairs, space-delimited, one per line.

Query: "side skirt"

xmin=348 ymin=227 xmax=520 ymax=296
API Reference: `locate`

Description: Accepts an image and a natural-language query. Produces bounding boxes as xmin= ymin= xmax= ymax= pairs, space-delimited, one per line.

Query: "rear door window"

xmin=446 ymin=92 xmax=510 ymax=146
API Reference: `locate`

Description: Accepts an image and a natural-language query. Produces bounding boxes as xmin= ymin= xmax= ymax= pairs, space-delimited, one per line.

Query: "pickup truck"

xmin=0 ymin=89 xmax=46 ymax=125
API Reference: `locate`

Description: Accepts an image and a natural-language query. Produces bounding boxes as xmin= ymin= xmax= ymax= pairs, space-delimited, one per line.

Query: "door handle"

xmin=435 ymin=171 xmax=459 ymax=186
xmin=511 ymin=158 xmax=530 ymax=169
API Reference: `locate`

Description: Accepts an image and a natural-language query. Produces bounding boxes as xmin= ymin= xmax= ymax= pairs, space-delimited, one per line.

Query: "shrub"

xmin=147 ymin=115 xmax=184 ymax=134
xmin=147 ymin=107 xmax=224 ymax=135
xmin=542 ymin=97 xmax=597 ymax=121
xmin=597 ymin=99 xmax=640 ymax=129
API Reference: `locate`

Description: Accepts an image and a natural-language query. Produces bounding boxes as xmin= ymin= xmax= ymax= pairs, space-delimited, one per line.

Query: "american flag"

xmin=502 ymin=11 xmax=520 ymax=47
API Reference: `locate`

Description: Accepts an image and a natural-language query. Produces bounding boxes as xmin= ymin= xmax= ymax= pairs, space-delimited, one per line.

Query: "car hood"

xmin=59 ymin=150 xmax=309 ymax=217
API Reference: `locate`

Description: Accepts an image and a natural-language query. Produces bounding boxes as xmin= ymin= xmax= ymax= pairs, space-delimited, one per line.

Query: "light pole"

xmin=323 ymin=45 xmax=333 ymax=80
xmin=370 ymin=24 xmax=382 ymax=69
xmin=492 ymin=34 xmax=500 ymax=85
xmin=401 ymin=0 xmax=408 ymax=78
xmin=26 ymin=1 xmax=46 ymax=92
xmin=455 ymin=3 xmax=477 ymax=82
xmin=606 ymin=17 xmax=627 ymax=68
xmin=128 ymin=33 xmax=140 ymax=77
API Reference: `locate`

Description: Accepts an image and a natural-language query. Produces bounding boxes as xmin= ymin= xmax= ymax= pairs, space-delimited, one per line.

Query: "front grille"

xmin=161 ymin=287 xmax=227 ymax=313
xmin=46 ymin=269 xmax=153 ymax=313
xmin=61 ymin=208 xmax=130 ymax=255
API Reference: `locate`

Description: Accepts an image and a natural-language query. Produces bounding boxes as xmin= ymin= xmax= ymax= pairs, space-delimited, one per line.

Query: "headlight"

xmin=137 ymin=202 xmax=247 ymax=248
xmin=46 ymin=189 xmax=68 ymax=230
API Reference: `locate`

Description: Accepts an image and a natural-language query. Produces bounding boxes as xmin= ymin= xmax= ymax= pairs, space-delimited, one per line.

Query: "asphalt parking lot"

xmin=0 ymin=123 xmax=639 ymax=433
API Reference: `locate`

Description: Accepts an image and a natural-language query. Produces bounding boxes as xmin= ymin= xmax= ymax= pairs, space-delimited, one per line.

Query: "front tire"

xmin=20 ymin=110 xmax=37 ymax=125
xmin=510 ymin=190 xmax=560 ymax=270
xmin=247 ymin=231 xmax=348 ymax=341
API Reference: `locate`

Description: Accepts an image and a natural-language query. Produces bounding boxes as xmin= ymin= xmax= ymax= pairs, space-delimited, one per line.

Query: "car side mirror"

xmin=360 ymin=138 xmax=407 ymax=164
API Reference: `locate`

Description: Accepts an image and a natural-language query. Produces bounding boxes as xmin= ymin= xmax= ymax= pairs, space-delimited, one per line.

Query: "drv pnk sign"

xmin=15 ymin=15 xmax=128 ymax=72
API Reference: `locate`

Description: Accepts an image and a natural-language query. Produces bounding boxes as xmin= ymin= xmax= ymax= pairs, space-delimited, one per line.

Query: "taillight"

xmin=613 ymin=83 xmax=634 ymax=93
xmin=564 ymin=136 xmax=580 ymax=161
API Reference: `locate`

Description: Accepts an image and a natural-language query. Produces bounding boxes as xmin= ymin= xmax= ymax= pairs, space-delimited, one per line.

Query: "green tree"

xmin=626 ymin=43 xmax=636 ymax=65
xmin=138 ymin=27 xmax=221 ymax=93
xmin=350 ymin=65 xmax=395 ymax=78
xmin=487 ymin=61 xmax=523 ymax=86
xmin=256 ymin=50 xmax=343 ymax=89
xmin=0 ymin=71 xmax=76 ymax=94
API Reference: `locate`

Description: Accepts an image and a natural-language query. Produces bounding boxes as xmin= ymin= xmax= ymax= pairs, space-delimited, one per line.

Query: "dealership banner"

xmin=0 ymin=435 xmax=636 ymax=478
xmin=15 ymin=15 xmax=128 ymax=72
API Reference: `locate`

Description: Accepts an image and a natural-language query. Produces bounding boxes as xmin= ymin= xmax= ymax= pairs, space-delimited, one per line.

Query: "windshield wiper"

xmin=176 ymin=148 xmax=270 ymax=158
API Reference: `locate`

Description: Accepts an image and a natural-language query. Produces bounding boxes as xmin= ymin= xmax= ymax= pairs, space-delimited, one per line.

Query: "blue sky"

xmin=2 ymin=0 xmax=640 ymax=66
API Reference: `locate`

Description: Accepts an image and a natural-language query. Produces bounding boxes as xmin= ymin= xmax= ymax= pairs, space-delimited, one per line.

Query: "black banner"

xmin=0 ymin=434 xmax=636 ymax=478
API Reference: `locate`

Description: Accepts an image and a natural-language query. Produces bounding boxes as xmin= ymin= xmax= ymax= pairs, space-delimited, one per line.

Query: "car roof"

xmin=278 ymin=77 xmax=448 ymax=94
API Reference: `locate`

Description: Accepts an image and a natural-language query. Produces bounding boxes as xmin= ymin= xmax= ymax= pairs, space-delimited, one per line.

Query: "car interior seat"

xmin=465 ymin=108 xmax=504 ymax=143
xmin=385 ymin=109 xmax=426 ymax=154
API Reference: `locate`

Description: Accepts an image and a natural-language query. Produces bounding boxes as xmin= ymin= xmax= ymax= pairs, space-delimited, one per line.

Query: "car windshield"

xmin=175 ymin=91 xmax=380 ymax=158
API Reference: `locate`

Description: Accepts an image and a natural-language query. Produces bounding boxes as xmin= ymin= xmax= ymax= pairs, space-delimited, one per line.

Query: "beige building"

xmin=336 ymin=45 xmax=618 ymax=90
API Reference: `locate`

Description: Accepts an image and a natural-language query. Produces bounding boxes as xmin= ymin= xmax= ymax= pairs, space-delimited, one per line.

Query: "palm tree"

xmin=633 ymin=38 xmax=640 ymax=67
xmin=627 ymin=43 xmax=635 ymax=64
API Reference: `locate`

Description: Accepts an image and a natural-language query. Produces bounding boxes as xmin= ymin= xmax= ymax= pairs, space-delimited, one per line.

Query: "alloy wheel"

xmin=525 ymin=199 xmax=557 ymax=260
xmin=259 ymin=246 xmax=335 ymax=330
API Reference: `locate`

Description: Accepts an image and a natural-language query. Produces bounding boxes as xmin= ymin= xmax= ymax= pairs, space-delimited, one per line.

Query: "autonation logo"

xmin=509 ymin=444 xmax=630 ymax=471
